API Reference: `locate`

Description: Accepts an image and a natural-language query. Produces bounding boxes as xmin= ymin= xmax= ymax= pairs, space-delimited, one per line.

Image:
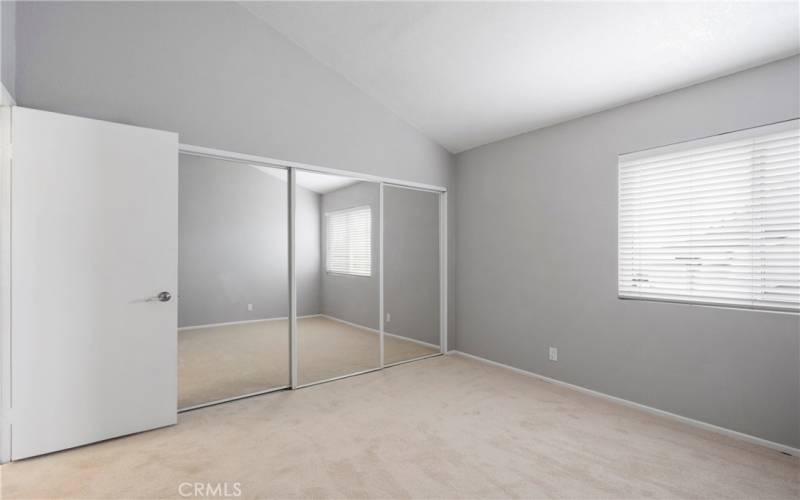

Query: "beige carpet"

xmin=179 ymin=316 xmax=438 ymax=408
xmin=2 ymin=354 xmax=797 ymax=499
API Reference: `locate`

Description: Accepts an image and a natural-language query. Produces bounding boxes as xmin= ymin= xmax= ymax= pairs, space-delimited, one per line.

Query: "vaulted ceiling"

xmin=243 ymin=1 xmax=800 ymax=153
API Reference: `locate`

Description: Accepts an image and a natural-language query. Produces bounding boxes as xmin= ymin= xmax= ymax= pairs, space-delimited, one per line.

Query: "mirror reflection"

xmin=177 ymin=156 xmax=289 ymax=408
xmin=296 ymin=171 xmax=381 ymax=385
xmin=383 ymin=185 xmax=441 ymax=364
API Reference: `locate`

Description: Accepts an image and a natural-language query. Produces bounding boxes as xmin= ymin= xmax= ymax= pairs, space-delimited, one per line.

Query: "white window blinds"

xmin=326 ymin=205 xmax=372 ymax=277
xmin=619 ymin=120 xmax=800 ymax=312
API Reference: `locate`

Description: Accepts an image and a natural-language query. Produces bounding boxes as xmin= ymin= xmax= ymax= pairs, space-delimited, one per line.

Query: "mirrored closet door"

xmin=295 ymin=171 xmax=381 ymax=386
xmin=383 ymin=185 xmax=442 ymax=365
xmin=178 ymin=155 xmax=290 ymax=409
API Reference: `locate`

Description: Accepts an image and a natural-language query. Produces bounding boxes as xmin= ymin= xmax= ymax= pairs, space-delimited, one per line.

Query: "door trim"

xmin=0 ymin=106 xmax=11 ymax=463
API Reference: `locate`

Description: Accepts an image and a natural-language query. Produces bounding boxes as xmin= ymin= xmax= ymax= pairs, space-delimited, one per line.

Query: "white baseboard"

xmin=179 ymin=314 xmax=440 ymax=354
xmin=384 ymin=331 xmax=440 ymax=350
xmin=319 ymin=314 xmax=440 ymax=350
xmin=449 ymin=350 xmax=799 ymax=457
xmin=318 ymin=314 xmax=381 ymax=334
xmin=178 ymin=314 xmax=320 ymax=331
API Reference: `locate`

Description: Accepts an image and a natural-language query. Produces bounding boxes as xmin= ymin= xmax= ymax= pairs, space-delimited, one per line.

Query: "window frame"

xmin=324 ymin=204 xmax=373 ymax=278
xmin=617 ymin=119 xmax=800 ymax=314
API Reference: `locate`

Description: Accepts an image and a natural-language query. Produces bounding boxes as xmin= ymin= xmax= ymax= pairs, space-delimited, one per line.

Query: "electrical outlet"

xmin=548 ymin=347 xmax=558 ymax=361
xmin=386 ymin=313 xmax=391 ymax=323
xmin=247 ymin=304 xmax=254 ymax=312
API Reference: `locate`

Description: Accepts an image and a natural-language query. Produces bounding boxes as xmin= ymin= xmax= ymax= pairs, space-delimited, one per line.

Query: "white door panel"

xmin=10 ymin=107 xmax=178 ymax=460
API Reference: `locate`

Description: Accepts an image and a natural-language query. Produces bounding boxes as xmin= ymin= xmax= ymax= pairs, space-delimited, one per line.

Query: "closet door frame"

xmin=177 ymin=144 xmax=447 ymax=393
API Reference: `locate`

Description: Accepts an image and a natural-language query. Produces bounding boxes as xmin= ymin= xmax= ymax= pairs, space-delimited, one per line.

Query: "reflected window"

xmin=325 ymin=205 xmax=372 ymax=276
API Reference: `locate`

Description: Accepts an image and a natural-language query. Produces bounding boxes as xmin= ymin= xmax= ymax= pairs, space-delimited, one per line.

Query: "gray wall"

xmin=1 ymin=0 xmax=14 ymax=98
xmin=455 ymin=56 xmax=800 ymax=448
xmin=15 ymin=1 xmax=456 ymax=349
xmin=384 ymin=186 xmax=440 ymax=346
xmin=319 ymin=182 xmax=380 ymax=330
xmin=179 ymin=156 xmax=320 ymax=327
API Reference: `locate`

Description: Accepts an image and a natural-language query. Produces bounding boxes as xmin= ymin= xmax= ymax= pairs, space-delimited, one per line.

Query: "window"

xmin=618 ymin=120 xmax=799 ymax=312
xmin=326 ymin=205 xmax=372 ymax=276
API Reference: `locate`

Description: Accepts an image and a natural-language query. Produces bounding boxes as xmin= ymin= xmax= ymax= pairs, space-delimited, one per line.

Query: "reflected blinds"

xmin=618 ymin=120 xmax=800 ymax=312
xmin=326 ymin=205 xmax=372 ymax=276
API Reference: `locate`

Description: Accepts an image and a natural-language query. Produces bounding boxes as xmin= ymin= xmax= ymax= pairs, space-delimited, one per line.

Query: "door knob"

xmin=148 ymin=291 xmax=172 ymax=302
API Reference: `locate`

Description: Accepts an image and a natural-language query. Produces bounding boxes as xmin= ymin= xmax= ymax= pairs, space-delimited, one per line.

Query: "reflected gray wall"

xmin=384 ymin=187 xmax=440 ymax=346
xmin=455 ymin=56 xmax=800 ymax=447
xmin=296 ymin=182 xmax=323 ymax=319
xmin=178 ymin=156 xmax=320 ymax=327
xmin=15 ymin=0 xmax=455 ymax=348
xmin=320 ymin=182 xmax=380 ymax=330
xmin=1 ymin=0 xmax=15 ymax=97
xmin=179 ymin=167 xmax=440 ymax=343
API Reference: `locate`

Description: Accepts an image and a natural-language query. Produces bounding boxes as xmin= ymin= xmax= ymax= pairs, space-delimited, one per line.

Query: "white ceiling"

xmin=254 ymin=166 xmax=360 ymax=194
xmin=243 ymin=1 xmax=799 ymax=153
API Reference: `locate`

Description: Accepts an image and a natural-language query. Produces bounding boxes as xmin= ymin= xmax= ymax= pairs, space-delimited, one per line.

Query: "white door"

xmin=10 ymin=107 xmax=178 ymax=460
